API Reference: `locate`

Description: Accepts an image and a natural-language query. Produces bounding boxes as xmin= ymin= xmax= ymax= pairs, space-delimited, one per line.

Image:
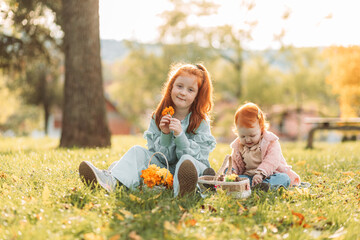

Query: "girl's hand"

xmin=160 ymin=114 xmax=171 ymax=134
xmin=252 ymin=174 xmax=263 ymax=186
xmin=169 ymin=118 xmax=182 ymax=136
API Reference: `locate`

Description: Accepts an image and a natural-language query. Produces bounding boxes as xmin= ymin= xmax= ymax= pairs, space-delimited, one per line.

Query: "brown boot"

xmin=178 ymin=160 xmax=198 ymax=197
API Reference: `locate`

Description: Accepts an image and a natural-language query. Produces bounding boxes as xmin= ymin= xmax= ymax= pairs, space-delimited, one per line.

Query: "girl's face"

xmin=171 ymin=74 xmax=198 ymax=112
xmin=237 ymin=120 xmax=262 ymax=147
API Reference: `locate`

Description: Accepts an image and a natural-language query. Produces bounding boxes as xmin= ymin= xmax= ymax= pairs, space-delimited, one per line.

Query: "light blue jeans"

xmin=108 ymin=145 xmax=208 ymax=197
xmin=239 ymin=173 xmax=291 ymax=189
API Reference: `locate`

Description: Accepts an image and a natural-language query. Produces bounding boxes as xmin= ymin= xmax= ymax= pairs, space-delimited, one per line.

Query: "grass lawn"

xmin=0 ymin=136 xmax=359 ymax=240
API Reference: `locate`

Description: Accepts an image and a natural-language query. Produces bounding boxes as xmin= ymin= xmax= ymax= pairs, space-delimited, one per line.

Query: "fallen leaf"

xmin=250 ymin=233 xmax=260 ymax=239
xmin=185 ymin=219 xmax=197 ymax=227
xmin=109 ymin=234 xmax=121 ymax=240
xmin=311 ymin=170 xmax=323 ymax=176
xmin=129 ymin=194 xmax=143 ymax=203
xmin=119 ymin=209 xmax=133 ymax=219
xmin=128 ymin=231 xmax=142 ymax=240
xmin=342 ymin=171 xmax=355 ymax=177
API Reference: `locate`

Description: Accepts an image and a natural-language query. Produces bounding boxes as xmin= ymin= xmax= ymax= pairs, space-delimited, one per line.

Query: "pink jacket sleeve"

xmin=257 ymin=141 xmax=282 ymax=177
xmin=229 ymin=138 xmax=246 ymax=175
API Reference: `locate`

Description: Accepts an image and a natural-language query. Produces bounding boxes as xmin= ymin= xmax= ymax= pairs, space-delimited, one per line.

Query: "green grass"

xmin=1 ymin=136 xmax=359 ymax=240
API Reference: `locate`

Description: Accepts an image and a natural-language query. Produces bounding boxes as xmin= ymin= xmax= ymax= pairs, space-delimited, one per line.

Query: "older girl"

xmin=79 ymin=63 xmax=216 ymax=197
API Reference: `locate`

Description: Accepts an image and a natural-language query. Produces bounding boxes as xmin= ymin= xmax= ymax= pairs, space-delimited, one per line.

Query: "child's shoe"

xmin=178 ymin=160 xmax=198 ymax=197
xmin=202 ymin=167 xmax=216 ymax=191
xmin=203 ymin=167 xmax=216 ymax=176
xmin=79 ymin=161 xmax=118 ymax=192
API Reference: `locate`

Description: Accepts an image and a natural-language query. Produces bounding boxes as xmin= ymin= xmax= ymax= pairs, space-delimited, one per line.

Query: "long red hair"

xmin=234 ymin=102 xmax=269 ymax=133
xmin=154 ymin=63 xmax=213 ymax=134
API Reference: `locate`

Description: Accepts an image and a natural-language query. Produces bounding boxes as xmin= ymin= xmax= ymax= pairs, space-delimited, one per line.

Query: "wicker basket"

xmin=198 ymin=155 xmax=251 ymax=198
xmin=141 ymin=152 xmax=171 ymax=191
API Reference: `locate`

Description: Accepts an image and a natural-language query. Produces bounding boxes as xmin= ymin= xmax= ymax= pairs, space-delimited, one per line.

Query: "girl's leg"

xmin=262 ymin=173 xmax=290 ymax=189
xmin=173 ymin=154 xmax=208 ymax=197
xmin=110 ymin=145 xmax=166 ymax=189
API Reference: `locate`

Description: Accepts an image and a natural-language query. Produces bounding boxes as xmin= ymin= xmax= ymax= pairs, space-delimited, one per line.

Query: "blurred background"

xmin=1 ymin=0 xmax=359 ymax=144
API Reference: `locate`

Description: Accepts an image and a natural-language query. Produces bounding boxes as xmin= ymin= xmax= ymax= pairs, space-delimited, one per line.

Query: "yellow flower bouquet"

xmin=140 ymin=152 xmax=173 ymax=189
xmin=141 ymin=164 xmax=173 ymax=189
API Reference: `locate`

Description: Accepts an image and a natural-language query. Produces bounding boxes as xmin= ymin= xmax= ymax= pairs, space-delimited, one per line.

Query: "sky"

xmin=99 ymin=0 xmax=360 ymax=50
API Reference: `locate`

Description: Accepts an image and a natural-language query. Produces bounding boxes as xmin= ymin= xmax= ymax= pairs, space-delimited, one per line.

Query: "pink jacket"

xmin=230 ymin=131 xmax=300 ymax=186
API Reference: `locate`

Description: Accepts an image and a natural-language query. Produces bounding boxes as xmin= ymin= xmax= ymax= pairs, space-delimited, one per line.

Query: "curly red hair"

xmin=153 ymin=63 xmax=213 ymax=134
xmin=234 ymin=102 xmax=269 ymax=133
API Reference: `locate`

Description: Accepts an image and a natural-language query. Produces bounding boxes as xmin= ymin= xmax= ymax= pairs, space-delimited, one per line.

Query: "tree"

xmin=60 ymin=0 xmax=110 ymax=147
xmin=158 ymin=0 xmax=257 ymax=100
xmin=324 ymin=46 xmax=360 ymax=118
xmin=1 ymin=0 xmax=63 ymax=135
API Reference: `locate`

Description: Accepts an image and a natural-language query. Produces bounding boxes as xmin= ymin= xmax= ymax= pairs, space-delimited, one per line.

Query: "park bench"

xmin=305 ymin=117 xmax=360 ymax=149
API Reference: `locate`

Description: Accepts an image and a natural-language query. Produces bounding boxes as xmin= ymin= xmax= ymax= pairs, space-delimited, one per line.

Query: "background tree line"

xmin=1 ymin=0 xmax=358 ymax=145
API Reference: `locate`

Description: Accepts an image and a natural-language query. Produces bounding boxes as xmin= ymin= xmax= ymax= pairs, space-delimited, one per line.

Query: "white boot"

xmin=79 ymin=161 xmax=118 ymax=192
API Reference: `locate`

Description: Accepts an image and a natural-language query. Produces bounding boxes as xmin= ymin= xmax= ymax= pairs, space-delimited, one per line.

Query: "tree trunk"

xmin=60 ymin=0 xmax=111 ymax=148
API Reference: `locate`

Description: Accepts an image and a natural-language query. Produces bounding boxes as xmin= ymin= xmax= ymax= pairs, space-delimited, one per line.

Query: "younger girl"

xmin=79 ymin=63 xmax=216 ymax=197
xmin=229 ymin=102 xmax=300 ymax=190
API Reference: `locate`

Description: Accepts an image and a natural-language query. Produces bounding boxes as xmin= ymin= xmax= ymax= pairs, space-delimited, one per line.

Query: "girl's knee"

xmin=178 ymin=154 xmax=195 ymax=164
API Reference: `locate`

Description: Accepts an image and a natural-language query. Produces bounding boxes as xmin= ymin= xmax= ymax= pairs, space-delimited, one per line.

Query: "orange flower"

xmin=141 ymin=164 xmax=173 ymax=189
xmin=162 ymin=106 xmax=175 ymax=116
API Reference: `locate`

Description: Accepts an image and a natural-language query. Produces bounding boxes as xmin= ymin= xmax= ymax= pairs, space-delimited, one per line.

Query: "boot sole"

xmin=79 ymin=161 xmax=98 ymax=189
xmin=178 ymin=160 xmax=198 ymax=197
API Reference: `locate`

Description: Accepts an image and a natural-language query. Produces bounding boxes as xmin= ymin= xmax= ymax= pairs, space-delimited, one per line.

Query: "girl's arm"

xmin=173 ymin=120 xmax=216 ymax=167
xmin=228 ymin=138 xmax=245 ymax=175
xmin=257 ymin=141 xmax=282 ymax=177
xmin=143 ymin=116 xmax=176 ymax=164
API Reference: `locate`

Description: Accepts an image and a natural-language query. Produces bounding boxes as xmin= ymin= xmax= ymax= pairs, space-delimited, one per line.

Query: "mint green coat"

xmin=109 ymin=113 xmax=216 ymax=196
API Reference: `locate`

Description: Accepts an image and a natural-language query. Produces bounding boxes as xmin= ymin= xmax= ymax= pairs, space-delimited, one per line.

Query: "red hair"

xmin=154 ymin=63 xmax=213 ymax=134
xmin=234 ymin=102 xmax=269 ymax=133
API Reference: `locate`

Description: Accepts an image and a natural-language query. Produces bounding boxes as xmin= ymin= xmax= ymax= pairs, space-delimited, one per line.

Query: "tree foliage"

xmin=324 ymin=46 xmax=360 ymax=117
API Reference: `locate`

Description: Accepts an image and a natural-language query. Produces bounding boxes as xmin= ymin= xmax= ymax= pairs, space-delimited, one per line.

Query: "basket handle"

xmin=216 ymin=154 xmax=232 ymax=177
xmin=148 ymin=152 xmax=169 ymax=182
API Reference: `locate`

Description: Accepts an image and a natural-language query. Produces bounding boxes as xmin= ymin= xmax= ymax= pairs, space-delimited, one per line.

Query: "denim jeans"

xmin=238 ymin=173 xmax=291 ymax=189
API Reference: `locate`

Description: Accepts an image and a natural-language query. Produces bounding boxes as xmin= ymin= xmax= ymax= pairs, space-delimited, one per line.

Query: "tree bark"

xmin=60 ymin=0 xmax=111 ymax=148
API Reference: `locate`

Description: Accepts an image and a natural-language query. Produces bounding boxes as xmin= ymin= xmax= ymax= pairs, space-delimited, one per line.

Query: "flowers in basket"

xmin=162 ymin=106 xmax=175 ymax=116
xmin=140 ymin=164 xmax=173 ymax=189
xmin=224 ymin=174 xmax=241 ymax=182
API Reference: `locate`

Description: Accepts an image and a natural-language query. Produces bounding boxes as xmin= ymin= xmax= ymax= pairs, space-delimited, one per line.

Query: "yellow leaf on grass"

xmin=236 ymin=201 xmax=246 ymax=211
xmin=311 ymin=170 xmax=323 ymax=176
xmin=342 ymin=171 xmax=355 ymax=177
xmin=128 ymin=231 xmax=142 ymax=240
xmin=119 ymin=209 xmax=133 ymax=219
xmin=115 ymin=213 xmax=124 ymax=221
xmin=109 ymin=235 xmax=121 ymax=240
xmin=129 ymin=194 xmax=143 ymax=203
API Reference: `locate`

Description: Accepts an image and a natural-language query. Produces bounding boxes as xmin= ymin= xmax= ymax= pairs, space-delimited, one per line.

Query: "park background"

xmin=1 ymin=0 xmax=360 ymax=240
xmin=1 ymin=0 xmax=359 ymax=144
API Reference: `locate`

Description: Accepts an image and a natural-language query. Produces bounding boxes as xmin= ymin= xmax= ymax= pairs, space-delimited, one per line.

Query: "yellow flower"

xmin=162 ymin=106 xmax=175 ymax=116
xmin=141 ymin=164 xmax=173 ymax=188
xmin=225 ymin=174 xmax=238 ymax=182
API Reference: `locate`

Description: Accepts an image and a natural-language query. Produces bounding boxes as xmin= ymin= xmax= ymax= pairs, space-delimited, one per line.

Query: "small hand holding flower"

xmin=160 ymin=106 xmax=175 ymax=134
